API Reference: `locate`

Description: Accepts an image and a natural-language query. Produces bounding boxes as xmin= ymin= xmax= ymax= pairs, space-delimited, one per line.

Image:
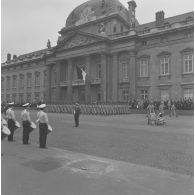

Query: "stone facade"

xmin=1 ymin=0 xmax=194 ymax=104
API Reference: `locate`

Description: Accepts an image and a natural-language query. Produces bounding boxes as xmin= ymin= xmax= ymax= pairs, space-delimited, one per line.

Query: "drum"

xmin=30 ymin=122 xmax=36 ymax=129
xmin=2 ymin=118 xmax=7 ymax=125
xmin=2 ymin=125 xmax=10 ymax=135
xmin=15 ymin=121 xmax=20 ymax=128
xmin=29 ymin=122 xmax=36 ymax=133
xmin=47 ymin=124 xmax=52 ymax=133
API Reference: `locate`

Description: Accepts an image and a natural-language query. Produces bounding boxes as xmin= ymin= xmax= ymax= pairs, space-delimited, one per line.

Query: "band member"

xmin=36 ymin=104 xmax=48 ymax=148
xmin=6 ymin=102 xmax=16 ymax=141
xmin=73 ymin=103 xmax=81 ymax=127
xmin=21 ymin=103 xmax=31 ymax=145
xmin=159 ymin=101 xmax=165 ymax=116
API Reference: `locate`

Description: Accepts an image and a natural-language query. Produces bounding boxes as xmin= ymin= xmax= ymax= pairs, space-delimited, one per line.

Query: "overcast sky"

xmin=1 ymin=0 xmax=194 ymax=62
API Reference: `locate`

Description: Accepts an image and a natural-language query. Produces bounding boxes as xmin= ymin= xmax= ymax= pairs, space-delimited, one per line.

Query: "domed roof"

xmin=66 ymin=0 xmax=129 ymax=27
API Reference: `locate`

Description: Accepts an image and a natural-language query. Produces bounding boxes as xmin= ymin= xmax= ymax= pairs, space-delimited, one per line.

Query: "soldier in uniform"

xmin=21 ymin=103 xmax=32 ymax=145
xmin=6 ymin=102 xmax=16 ymax=141
xmin=36 ymin=104 xmax=49 ymax=148
xmin=73 ymin=103 xmax=81 ymax=127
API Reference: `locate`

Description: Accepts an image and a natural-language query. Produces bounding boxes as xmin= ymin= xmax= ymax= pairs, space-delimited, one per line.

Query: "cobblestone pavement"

xmin=12 ymin=110 xmax=193 ymax=176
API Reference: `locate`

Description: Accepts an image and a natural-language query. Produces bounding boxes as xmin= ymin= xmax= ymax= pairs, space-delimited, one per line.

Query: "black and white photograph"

xmin=1 ymin=0 xmax=194 ymax=194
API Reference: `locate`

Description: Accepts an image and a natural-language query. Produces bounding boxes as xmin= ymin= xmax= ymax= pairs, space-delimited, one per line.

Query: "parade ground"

xmin=2 ymin=110 xmax=194 ymax=195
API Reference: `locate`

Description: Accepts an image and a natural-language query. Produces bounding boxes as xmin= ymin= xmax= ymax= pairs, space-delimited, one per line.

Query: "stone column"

xmin=85 ymin=55 xmax=91 ymax=103
xmin=55 ymin=61 xmax=61 ymax=103
xmin=45 ymin=65 xmax=52 ymax=103
xmin=129 ymin=51 xmax=136 ymax=99
xmin=67 ymin=58 xmax=73 ymax=103
xmin=101 ymin=53 xmax=107 ymax=102
xmin=112 ymin=52 xmax=118 ymax=102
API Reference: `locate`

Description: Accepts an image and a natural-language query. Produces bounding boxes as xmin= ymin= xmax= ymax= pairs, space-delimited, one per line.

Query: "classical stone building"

xmin=1 ymin=0 xmax=194 ymax=104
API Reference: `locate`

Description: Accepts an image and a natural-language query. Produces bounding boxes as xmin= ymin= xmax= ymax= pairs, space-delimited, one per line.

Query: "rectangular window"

xmin=184 ymin=88 xmax=193 ymax=99
xmin=19 ymin=93 xmax=24 ymax=104
xmin=27 ymin=73 xmax=32 ymax=88
xmin=34 ymin=92 xmax=40 ymax=102
xmin=140 ymin=60 xmax=148 ymax=77
xmin=1 ymin=95 xmax=4 ymax=102
xmin=43 ymin=70 xmax=47 ymax=88
xmin=141 ymin=90 xmax=148 ymax=99
xmin=6 ymin=76 xmax=10 ymax=90
xmin=160 ymin=89 xmax=169 ymax=101
xmin=122 ymin=89 xmax=129 ymax=101
xmin=35 ymin=72 xmax=40 ymax=87
xmin=97 ymin=64 xmax=101 ymax=78
xmin=12 ymin=94 xmax=17 ymax=103
xmin=2 ymin=78 xmax=4 ymax=91
xmin=160 ymin=57 xmax=169 ymax=75
xmin=12 ymin=75 xmax=17 ymax=89
xmin=19 ymin=74 xmax=24 ymax=89
xmin=6 ymin=94 xmax=10 ymax=102
xmin=122 ymin=63 xmax=128 ymax=80
xmin=26 ymin=93 xmax=31 ymax=102
xmin=184 ymin=54 xmax=193 ymax=73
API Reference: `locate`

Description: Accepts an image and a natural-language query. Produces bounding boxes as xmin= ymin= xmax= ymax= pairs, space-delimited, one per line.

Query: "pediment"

xmin=56 ymin=31 xmax=108 ymax=50
xmin=180 ymin=47 xmax=194 ymax=53
xmin=157 ymin=51 xmax=172 ymax=56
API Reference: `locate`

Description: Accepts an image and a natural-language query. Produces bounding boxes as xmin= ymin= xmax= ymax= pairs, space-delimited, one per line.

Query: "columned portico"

xmin=46 ymin=65 xmax=52 ymax=103
xmin=55 ymin=61 xmax=61 ymax=103
xmin=85 ymin=55 xmax=91 ymax=103
xmin=129 ymin=51 xmax=136 ymax=99
xmin=112 ymin=52 xmax=118 ymax=102
xmin=101 ymin=53 xmax=107 ymax=102
xmin=67 ymin=58 xmax=73 ymax=102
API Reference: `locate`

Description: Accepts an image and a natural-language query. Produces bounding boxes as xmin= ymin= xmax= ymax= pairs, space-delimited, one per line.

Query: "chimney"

xmin=7 ymin=53 xmax=11 ymax=61
xmin=13 ymin=55 xmax=17 ymax=60
xmin=127 ymin=0 xmax=137 ymax=28
xmin=156 ymin=11 xmax=165 ymax=27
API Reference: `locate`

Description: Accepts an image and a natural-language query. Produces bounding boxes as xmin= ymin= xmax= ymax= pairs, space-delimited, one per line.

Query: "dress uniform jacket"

xmin=6 ymin=108 xmax=16 ymax=141
xmin=37 ymin=110 xmax=48 ymax=148
xmin=21 ymin=109 xmax=31 ymax=144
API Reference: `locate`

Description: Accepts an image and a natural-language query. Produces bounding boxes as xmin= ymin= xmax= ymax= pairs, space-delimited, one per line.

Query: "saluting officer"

xmin=21 ymin=103 xmax=31 ymax=145
xmin=73 ymin=103 xmax=81 ymax=127
xmin=36 ymin=104 xmax=49 ymax=148
xmin=6 ymin=102 xmax=16 ymax=141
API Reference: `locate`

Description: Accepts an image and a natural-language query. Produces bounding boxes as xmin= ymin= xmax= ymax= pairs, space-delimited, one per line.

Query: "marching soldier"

xmin=73 ymin=103 xmax=81 ymax=127
xmin=21 ymin=103 xmax=32 ymax=145
xmin=6 ymin=102 xmax=16 ymax=141
xmin=36 ymin=104 xmax=49 ymax=148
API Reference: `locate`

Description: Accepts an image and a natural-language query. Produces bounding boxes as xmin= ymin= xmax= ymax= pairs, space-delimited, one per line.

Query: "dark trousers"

xmin=39 ymin=123 xmax=48 ymax=148
xmin=74 ymin=114 xmax=79 ymax=127
xmin=7 ymin=119 xmax=15 ymax=141
xmin=22 ymin=121 xmax=31 ymax=144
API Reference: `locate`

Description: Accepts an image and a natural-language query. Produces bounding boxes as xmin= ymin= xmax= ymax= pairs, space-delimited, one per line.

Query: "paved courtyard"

xmin=12 ymin=110 xmax=194 ymax=176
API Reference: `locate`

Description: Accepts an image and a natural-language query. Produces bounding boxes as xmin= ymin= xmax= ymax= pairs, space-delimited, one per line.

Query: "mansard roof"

xmin=1 ymin=48 xmax=53 ymax=67
xmin=136 ymin=11 xmax=193 ymax=32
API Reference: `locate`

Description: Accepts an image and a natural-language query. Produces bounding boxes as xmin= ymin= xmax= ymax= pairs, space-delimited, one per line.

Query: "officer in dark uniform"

xmin=73 ymin=103 xmax=81 ymax=127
